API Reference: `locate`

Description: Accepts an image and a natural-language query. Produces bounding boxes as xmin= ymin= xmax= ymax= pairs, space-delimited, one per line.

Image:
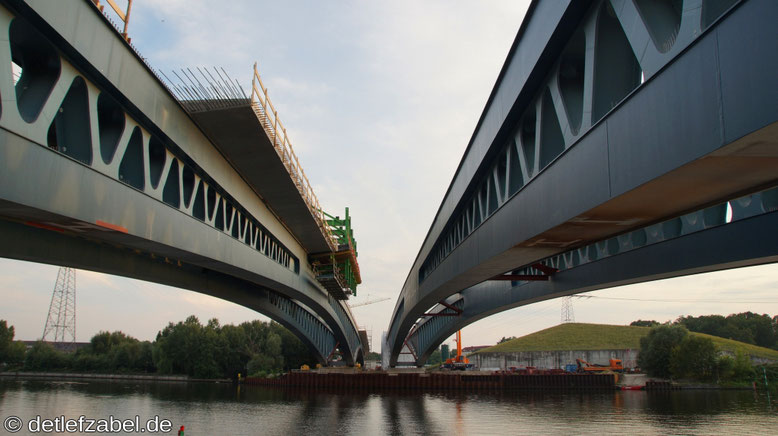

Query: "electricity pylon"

xmin=41 ymin=267 xmax=77 ymax=350
xmin=561 ymin=296 xmax=575 ymax=323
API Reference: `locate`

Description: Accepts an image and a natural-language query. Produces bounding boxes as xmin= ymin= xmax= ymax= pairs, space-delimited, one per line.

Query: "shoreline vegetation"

xmin=0 ymin=316 xmax=320 ymax=380
xmin=1 ymin=312 xmax=776 ymax=392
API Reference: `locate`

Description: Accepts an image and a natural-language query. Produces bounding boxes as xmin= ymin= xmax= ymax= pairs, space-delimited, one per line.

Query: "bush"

xmin=247 ymin=354 xmax=276 ymax=376
xmin=24 ymin=342 xmax=69 ymax=371
xmin=732 ymin=351 xmax=755 ymax=382
xmin=670 ymin=336 xmax=717 ymax=380
xmin=3 ymin=341 xmax=26 ymax=369
xmin=716 ymin=355 xmax=735 ymax=381
xmin=638 ymin=324 xmax=688 ymax=378
xmin=72 ymin=353 xmax=111 ymax=372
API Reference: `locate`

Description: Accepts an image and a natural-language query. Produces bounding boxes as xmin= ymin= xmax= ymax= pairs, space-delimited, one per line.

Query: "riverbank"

xmin=242 ymin=370 xmax=768 ymax=393
xmin=0 ymin=371 xmax=231 ymax=383
xmin=244 ymin=370 xmax=616 ymax=390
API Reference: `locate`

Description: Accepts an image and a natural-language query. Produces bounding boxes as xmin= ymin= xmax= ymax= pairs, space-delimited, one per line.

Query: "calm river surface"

xmin=0 ymin=379 xmax=775 ymax=435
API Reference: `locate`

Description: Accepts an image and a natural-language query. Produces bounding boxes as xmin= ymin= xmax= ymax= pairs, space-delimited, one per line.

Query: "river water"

xmin=0 ymin=378 xmax=775 ymax=435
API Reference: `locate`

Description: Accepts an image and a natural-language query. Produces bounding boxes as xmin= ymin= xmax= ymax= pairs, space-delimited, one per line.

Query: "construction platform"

xmin=169 ymin=65 xmax=362 ymax=300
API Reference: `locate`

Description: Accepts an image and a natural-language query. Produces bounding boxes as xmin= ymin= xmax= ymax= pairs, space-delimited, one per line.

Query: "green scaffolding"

xmin=320 ymin=207 xmax=361 ymax=296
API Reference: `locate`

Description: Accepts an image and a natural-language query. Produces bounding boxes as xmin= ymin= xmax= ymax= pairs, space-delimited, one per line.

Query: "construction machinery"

xmin=440 ymin=330 xmax=474 ymax=370
xmin=348 ymin=296 xmax=390 ymax=308
xmin=575 ymin=358 xmax=623 ymax=373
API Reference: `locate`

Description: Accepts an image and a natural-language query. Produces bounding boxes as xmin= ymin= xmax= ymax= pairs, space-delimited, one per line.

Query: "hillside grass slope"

xmin=477 ymin=323 xmax=778 ymax=360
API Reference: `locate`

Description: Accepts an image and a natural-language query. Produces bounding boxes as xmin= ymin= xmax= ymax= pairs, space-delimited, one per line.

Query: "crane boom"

xmin=348 ymin=296 xmax=390 ymax=308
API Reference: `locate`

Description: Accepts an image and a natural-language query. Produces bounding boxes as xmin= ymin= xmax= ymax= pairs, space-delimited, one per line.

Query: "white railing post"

xmin=273 ymin=110 xmax=278 ymax=146
xmin=251 ymin=62 xmax=257 ymax=103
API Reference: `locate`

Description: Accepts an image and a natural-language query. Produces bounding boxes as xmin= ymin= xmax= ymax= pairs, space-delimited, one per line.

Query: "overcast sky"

xmin=2 ymin=1 xmax=777 ymax=351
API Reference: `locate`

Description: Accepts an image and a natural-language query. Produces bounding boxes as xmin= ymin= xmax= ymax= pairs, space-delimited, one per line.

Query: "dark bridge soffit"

xmin=188 ymin=106 xmax=333 ymax=254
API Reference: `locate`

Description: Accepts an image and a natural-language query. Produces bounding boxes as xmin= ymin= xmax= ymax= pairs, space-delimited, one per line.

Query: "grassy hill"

xmin=477 ymin=323 xmax=778 ymax=360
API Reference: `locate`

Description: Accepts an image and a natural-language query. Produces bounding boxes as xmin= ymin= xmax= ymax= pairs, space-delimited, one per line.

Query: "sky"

xmin=2 ymin=0 xmax=777 ymax=351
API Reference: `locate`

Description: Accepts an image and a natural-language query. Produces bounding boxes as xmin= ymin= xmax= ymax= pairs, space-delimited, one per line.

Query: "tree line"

xmin=634 ymin=312 xmax=778 ymax=386
xmin=631 ymin=311 xmax=778 ymax=350
xmin=0 ymin=316 xmax=316 ymax=379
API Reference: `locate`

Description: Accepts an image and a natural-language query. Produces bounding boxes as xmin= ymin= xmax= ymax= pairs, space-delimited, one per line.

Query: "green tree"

xmin=219 ymin=324 xmax=249 ymax=376
xmin=81 ymin=330 xmax=155 ymax=373
xmin=0 ymin=320 xmax=14 ymax=360
xmin=676 ymin=312 xmax=777 ymax=349
xmin=148 ymin=316 xmax=326 ymax=378
xmin=246 ymin=354 xmax=276 ymax=376
xmin=24 ymin=341 xmax=68 ymax=371
xmin=265 ymin=331 xmax=283 ymax=370
xmin=670 ymin=335 xmax=717 ymax=380
xmin=90 ymin=331 xmax=135 ymax=354
xmin=269 ymin=322 xmax=315 ymax=370
xmin=728 ymin=312 xmax=776 ymax=349
xmin=154 ymin=315 xmax=205 ymax=376
xmin=153 ymin=316 xmax=226 ymax=379
xmin=427 ymin=348 xmax=442 ymax=366
xmin=630 ymin=320 xmax=660 ymax=327
xmin=0 ymin=320 xmax=25 ymax=367
xmin=677 ymin=315 xmax=727 ymax=338
xmin=193 ymin=318 xmax=225 ymax=379
xmin=134 ymin=341 xmax=156 ymax=372
xmin=241 ymin=320 xmax=271 ymax=356
xmin=638 ymin=324 xmax=688 ymax=378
